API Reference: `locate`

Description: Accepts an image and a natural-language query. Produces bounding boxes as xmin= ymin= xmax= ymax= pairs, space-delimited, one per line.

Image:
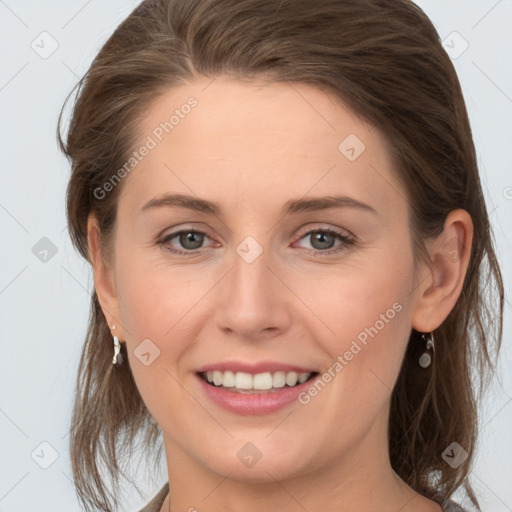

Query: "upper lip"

xmin=196 ymin=360 xmax=317 ymax=375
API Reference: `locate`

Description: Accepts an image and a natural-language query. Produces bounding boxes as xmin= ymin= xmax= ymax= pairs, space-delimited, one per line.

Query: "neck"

xmin=158 ymin=411 xmax=440 ymax=512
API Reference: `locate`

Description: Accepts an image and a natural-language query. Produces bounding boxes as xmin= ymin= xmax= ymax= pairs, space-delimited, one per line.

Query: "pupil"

xmin=311 ymin=232 xmax=334 ymax=250
xmin=180 ymin=231 xmax=204 ymax=250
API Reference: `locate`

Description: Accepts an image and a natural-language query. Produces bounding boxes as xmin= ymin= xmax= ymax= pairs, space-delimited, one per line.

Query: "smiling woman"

xmin=57 ymin=1 xmax=504 ymax=512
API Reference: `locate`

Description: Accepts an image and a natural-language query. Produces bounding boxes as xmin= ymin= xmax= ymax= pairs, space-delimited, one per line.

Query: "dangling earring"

xmin=111 ymin=324 xmax=122 ymax=366
xmin=419 ymin=332 xmax=435 ymax=368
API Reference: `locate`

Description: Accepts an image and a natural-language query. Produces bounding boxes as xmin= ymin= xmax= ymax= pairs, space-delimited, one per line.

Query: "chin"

xmin=197 ymin=442 xmax=317 ymax=484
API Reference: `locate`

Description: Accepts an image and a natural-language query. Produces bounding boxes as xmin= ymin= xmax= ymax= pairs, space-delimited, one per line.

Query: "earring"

xmin=419 ymin=332 xmax=435 ymax=368
xmin=111 ymin=324 xmax=122 ymax=366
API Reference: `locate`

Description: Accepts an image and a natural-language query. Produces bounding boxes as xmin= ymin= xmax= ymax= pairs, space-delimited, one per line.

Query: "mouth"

xmin=197 ymin=370 xmax=320 ymax=394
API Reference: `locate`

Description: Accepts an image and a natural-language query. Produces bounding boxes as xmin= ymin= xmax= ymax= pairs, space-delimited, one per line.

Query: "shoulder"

xmin=442 ymin=499 xmax=467 ymax=512
xmin=136 ymin=485 xmax=467 ymax=512
xmin=138 ymin=483 xmax=169 ymax=512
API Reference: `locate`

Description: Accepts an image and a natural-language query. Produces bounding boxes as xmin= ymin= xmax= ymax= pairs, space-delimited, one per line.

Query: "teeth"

xmin=254 ymin=372 xmax=273 ymax=390
xmin=235 ymin=372 xmax=253 ymax=389
xmin=286 ymin=371 xmax=298 ymax=386
xmin=273 ymin=371 xmax=286 ymax=388
xmin=298 ymin=372 xmax=309 ymax=384
xmin=203 ymin=370 xmax=312 ymax=390
xmin=223 ymin=370 xmax=235 ymax=387
xmin=213 ymin=370 xmax=223 ymax=386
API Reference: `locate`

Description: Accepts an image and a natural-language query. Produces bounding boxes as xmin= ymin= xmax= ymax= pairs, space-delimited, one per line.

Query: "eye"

xmin=294 ymin=227 xmax=354 ymax=255
xmin=157 ymin=226 xmax=355 ymax=257
xmin=158 ymin=229 xmax=215 ymax=255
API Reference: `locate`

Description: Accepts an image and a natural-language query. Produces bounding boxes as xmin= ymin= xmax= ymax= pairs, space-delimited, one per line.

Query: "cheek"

xmin=291 ymin=256 xmax=413 ymax=386
xmin=290 ymin=272 xmax=413 ymax=442
xmin=114 ymin=266 xmax=194 ymax=424
xmin=114 ymin=253 xmax=214 ymax=392
xmin=115 ymin=246 xmax=205 ymax=335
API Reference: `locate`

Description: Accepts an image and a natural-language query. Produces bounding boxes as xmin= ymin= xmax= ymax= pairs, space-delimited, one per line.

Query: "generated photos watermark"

xmin=298 ymin=301 xmax=403 ymax=404
xmin=93 ymin=96 xmax=198 ymax=200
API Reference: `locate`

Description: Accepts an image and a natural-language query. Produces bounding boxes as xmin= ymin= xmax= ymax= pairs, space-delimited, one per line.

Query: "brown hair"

xmin=58 ymin=0 xmax=504 ymax=510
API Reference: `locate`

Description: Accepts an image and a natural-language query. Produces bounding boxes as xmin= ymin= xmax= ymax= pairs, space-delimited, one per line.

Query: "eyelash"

xmin=296 ymin=228 xmax=355 ymax=256
xmin=157 ymin=226 xmax=355 ymax=257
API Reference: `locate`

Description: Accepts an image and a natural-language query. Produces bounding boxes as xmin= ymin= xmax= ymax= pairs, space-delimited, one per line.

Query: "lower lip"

xmin=195 ymin=373 xmax=319 ymax=415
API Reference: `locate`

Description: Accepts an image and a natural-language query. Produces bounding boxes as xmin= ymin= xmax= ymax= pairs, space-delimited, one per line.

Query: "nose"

xmin=214 ymin=240 xmax=292 ymax=341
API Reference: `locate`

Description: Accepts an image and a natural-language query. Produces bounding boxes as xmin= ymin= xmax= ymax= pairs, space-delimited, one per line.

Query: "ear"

xmin=411 ymin=209 xmax=474 ymax=332
xmin=87 ymin=213 xmax=125 ymax=341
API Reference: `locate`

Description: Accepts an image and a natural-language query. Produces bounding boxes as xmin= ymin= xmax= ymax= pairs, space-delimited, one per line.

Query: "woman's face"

xmin=101 ymin=77 xmax=427 ymax=483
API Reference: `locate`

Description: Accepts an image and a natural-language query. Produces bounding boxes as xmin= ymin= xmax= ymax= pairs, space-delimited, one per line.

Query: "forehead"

xmin=140 ymin=76 xmax=381 ymax=154
xmin=119 ymin=76 xmax=405 ymax=219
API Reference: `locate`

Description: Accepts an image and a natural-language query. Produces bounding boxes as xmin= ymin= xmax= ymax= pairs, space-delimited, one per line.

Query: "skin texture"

xmin=87 ymin=76 xmax=473 ymax=512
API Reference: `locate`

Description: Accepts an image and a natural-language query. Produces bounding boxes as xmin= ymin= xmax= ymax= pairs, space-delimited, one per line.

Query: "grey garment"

xmin=442 ymin=499 xmax=467 ymax=511
xmin=138 ymin=483 xmax=466 ymax=512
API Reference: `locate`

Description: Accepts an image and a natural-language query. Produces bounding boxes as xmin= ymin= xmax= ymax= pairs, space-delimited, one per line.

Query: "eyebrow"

xmin=140 ymin=193 xmax=378 ymax=216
